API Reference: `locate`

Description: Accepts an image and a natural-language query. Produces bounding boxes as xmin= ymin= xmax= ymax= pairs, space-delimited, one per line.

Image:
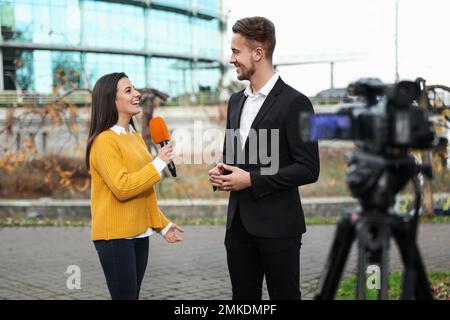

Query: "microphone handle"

xmin=159 ymin=141 xmax=177 ymax=177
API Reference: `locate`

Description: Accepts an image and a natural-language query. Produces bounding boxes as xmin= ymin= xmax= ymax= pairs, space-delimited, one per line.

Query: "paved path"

xmin=0 ymin=224 xmax=449 ymax=300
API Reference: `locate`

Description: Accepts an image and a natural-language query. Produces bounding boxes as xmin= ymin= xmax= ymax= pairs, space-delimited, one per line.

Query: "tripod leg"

xmin=355 ymin=219 xmax=390 ymax=300
xmin=315 ymin=212 xmax=356 ymax=300
xmin=355 ymin=217 xmax=392 ymax=300
xmin=356 ymin=232 xmax=367 ymax=300
xmin=401 ymin=267 xmax=416 ymax=299
xmin=379 ymin=227 xmax=390 ymax=300
xmin=392 ymin=221 xmax=433 ymax=300
xmin=413 ymin=248 xmax=433 ymax=300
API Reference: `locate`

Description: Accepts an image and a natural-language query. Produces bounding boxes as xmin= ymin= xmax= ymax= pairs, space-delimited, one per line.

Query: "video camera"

xmin=307 ymin=78 xmax=443 ymax=300
xmin=300 ymin=78 xmax=436 ymax=154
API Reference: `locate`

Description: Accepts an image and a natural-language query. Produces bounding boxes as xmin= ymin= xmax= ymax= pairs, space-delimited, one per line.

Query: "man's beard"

xmin=237 ymin=61 xmax=256 ymax=81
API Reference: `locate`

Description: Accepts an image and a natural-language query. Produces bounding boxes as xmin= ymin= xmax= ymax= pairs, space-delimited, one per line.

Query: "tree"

xmin=416 ymin=79 xmax=450 ymax=217
xmin=0 ymin=65 xmax=91 ymax=198
xmin=138 ymin=88 xmax=169 ymax=153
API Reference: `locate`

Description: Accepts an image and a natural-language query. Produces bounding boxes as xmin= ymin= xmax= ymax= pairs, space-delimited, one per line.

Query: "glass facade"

xmin=0 ymin=0 xmax=224 ymax=101
xmin=150 ymin=9 xmax=191 ymax=56
xmin=1 ymin=0 xmax=81 ymax=45
xmin=153 ymin=0 xmax=192 ymax=12
xmin=82 ymin=0 xmax=145 ymax=50
xmin=85 ymin=53 xmax=146 ymax=89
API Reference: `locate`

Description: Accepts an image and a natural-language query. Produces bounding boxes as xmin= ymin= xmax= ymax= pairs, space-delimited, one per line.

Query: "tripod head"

xmin=346 ymin=151 xmax=432 ymax=214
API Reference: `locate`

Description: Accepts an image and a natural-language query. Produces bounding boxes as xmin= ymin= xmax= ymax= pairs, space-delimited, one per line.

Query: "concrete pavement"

xmin=0 ymin=224 xmax=449 ymax=300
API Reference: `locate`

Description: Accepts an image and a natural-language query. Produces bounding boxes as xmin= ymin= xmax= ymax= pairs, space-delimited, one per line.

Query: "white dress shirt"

xmin=109 ymin=124 xmax=173 ymax=239
xmin=239 ymin=72 xmax=280 ymax=148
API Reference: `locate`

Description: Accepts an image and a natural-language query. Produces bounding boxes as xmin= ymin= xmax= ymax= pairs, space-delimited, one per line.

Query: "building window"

xmin=152 ymin=0 xmax=192 ymax=12
xmin=149 ymin=10 xmax=192 ymax=56
xmin=194 ymin=17 xmax=220 ymax=59
xmin=85 ymin=53 xmax=145 ymax=88
xmin=82 ymin=0 xmax=144 ymax=50
xmin=197 ymin=0 xmax=220 ymax=17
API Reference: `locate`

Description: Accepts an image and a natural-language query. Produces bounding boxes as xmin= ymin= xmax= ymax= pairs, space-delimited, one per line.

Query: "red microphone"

xmin=149 ymin=117 xmax=177 ymax=177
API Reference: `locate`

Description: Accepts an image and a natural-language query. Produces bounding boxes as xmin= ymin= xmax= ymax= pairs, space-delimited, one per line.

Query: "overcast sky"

xmin=222 ymin=0 xmax=450 ymax=96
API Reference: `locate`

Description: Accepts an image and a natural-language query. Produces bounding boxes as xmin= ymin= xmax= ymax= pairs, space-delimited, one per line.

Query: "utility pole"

xmin=330 ymin=61 xmax=334 ymax=89
xmin=395 ymin=0 xmax=399 ymax=83
xmin=0 ymin=27 xmax=4 ymax=90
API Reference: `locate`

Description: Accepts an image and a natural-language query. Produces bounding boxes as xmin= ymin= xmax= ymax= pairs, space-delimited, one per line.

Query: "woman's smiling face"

xmin=115 ymin=77 xmax=142 ymax=117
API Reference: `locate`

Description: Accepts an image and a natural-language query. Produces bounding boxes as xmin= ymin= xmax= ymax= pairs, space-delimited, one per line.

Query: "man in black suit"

xmin=208 ymin=16 xmax=320 ymax=300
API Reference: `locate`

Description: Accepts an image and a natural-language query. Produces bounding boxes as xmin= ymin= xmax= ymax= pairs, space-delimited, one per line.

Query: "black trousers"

xmin=94 ymin=237 xmax=149 ymax=300
xmin=225 ymin=210 xmax=302 ymax=300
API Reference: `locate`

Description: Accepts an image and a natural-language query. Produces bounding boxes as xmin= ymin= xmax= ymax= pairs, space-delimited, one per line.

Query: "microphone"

xmin=149 ymin=117 xmax=177 ymax=177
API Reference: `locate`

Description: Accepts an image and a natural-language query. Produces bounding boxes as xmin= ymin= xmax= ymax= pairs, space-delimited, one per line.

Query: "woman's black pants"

xmin=94 ymin=237 xmax=149 ymax=300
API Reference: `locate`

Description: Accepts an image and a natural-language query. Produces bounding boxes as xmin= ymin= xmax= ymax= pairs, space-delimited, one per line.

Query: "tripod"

xmin=314 ymin=152 xmax=433 ymax=300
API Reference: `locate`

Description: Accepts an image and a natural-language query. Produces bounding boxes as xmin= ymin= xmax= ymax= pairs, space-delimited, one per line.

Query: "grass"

xmin=1 ymin=215 xmax=448 ymax=228
xmin=420 ymin=215 xmax=450 ymax=224
xmin=336 ymin=272 xmax=450 ymax=300
xmin=0 ymin=216 xmax=335 ymax=227
xmin=0 ymin=217 xmax=90 ymax=227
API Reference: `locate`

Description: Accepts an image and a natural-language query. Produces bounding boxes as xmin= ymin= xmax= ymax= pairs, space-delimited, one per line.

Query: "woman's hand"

xmin=163 ymin=223 xmax=185 ymax=243
xmin=157 ymin=143 xmax=174 ymax=164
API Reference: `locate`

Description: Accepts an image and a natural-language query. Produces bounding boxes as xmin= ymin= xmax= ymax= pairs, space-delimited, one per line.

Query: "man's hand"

xmin=208 ymin=163 xmax=225 ymax=189
xmin=163 ymin=223 xmax=184 ymax=243
xmin=217 ymin=164 xmax=251 ymax=192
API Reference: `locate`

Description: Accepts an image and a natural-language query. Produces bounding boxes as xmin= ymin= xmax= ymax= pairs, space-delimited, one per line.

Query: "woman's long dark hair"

xmin=85 ymin=72 xmax=137 ymax=170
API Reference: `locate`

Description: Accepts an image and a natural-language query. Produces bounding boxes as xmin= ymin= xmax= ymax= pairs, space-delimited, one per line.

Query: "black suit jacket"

xmin=222 ymin=77 xmax=320 ymax=238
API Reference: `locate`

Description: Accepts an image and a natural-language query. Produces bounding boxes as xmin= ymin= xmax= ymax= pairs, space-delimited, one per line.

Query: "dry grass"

xmin=1 ymin=147 xmax=450 ymax=200
xmin=0 ymin=156 xmax=90 ymax=199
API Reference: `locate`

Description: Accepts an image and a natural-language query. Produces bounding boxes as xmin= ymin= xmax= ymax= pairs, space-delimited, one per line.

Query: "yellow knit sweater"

xmin=89 ymin=129 xmax=170 ymax=240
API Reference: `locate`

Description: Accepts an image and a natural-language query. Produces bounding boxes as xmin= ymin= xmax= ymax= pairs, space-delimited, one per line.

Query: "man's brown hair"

xmin=232 ymin=16 xmax=276 ymax=61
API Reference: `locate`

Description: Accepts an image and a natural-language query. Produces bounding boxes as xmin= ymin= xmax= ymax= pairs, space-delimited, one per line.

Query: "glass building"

xmin=0 ymin=0 xmax=225 ymax=100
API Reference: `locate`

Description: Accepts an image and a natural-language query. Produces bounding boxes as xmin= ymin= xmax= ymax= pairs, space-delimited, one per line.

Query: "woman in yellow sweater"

xmin=85 ymin=72 xmax=184 ymax=300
